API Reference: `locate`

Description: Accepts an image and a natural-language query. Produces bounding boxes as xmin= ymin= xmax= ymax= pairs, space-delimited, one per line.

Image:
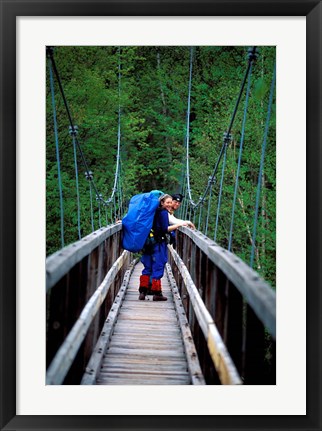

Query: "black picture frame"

xmin=1 ymin=1 xmax=320 ymax=430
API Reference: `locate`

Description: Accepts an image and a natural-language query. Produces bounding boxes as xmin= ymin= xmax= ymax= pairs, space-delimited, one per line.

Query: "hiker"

xmin=139 ymin=194 xmax=188 ymax=301
xmin=169 ymin=193 xmax=196 ymax=230
xmin=167 ymin=193 xmax=195 ymax=249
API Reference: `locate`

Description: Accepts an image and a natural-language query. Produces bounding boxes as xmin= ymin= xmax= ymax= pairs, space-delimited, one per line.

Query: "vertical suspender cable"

xmin=70 ymin=126 xmax=81 ymax=240
xmin=117 ymin=186 xmax=121 ymax=220
xmin=105 ymin=204 xmax=108 ymax=226
xmin=112 ymin=194 xmax=115 ymax=222
xmin=198 ymin=205 xmax=203 ymax=231
xmin=106 ymin=46 xmax=123 ymax=215
xmin=48 ymin=58 xmax=64 ymax=249
xmin=214 ymin=143 xmax=228 ymax=241
xmin=89 ymin=180 xmax=94 ymax=232
xmin=111 ymin=47 xmax=122 ymax=205
xmin=117 ymin=177 xmax=122 ymax=219
xmin=205 ymin=177 xmax=214 ymax=236
xmin=116 ymin=48 xmax=122 ymax=219
xmin=192 ymin=208 xmax=196 ymax=225
xmin=185 ymin=47 xmax=194 ymax=205
xmin=228 ymin=60 xmax=254 ymax=251
xmin=85 ymin=171 xmax=95 ymax=232
xmin=47 ymin=48 xmax=102 ymax=203
xmin=98 ymin=194 xmax=102 ymax=228
xmin=250 ymin=62 xmax=276 ymax=268
xmin=183 ymin=198 xmax=189 ymax=221
xmin=179 ymin=173 xmax=187 ymax=219
xmin=181 ymin=182 xmax=188 ymax=220
xmin=118 ymin=172 xmax=123 ymax=218
xmin=194 ymin=47 xmax=258 ymax=209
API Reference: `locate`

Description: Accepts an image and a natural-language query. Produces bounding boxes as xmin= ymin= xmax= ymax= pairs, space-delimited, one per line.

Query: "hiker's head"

xmin=171 ymin=193 xmax=184 ymax=211
xmin=159 ymin=194 xmax=173 ymax=212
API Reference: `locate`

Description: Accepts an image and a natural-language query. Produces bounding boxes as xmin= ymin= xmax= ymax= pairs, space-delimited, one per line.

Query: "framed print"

xmin=1 ymin=0 xmax=321 ymax=430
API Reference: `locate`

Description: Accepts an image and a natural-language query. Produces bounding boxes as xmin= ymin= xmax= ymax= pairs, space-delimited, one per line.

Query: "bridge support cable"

xmin=180 ymin=175 xmax=189 ymax=221
xmin=85 ymin=171 xmax=95 ymax=232
xmin=183 ymin=199 xmax=189 ymax=221
xmin=184 ymin=47 xmax=195 ymax=206
xmin=184 ymin=47 xmax=258 ymax=216
xmin=46 ymin=48 xmax=102 ymax=202
xmin=48 ymin=55 xmax=64 ymax=248
xmin=197 ymin=203 xmax=203 ymax=231
xmin=69 ymin=125 xmax=81 ymax=240
xmin=205 ymin=176 xmax=215 ymax=236
xmin=104 ymin=46 xmax=124 ymax=217
xmin=97 ymin=194 xmax=103 ymax=229
xmin=117 ymin=172 xmax=123 ymax=220
xmin=250 ymin=63 xmax=276 ymax=269
xmin=214 ymin=134 xmax=230 ymax=241
xmin=104 ymin=205 xmax=109 ymax=226
xmin=46 ymin=47 xmax=126 ymax=250
xmin=228 ymin=60 xmax=254 ymax=251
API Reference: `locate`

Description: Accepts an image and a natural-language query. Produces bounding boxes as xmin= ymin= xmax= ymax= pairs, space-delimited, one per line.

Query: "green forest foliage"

xmin=46 ymin=46 xmax=276 ymax=288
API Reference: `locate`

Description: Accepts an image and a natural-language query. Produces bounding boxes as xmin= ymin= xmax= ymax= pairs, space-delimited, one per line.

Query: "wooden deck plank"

xmin=84 ymin=262 xmax=204 ymax=385
xmin=97 ymin=377 xmax=190 ymax=385
xmin=104 ymin=356 xmax=188 ymax=366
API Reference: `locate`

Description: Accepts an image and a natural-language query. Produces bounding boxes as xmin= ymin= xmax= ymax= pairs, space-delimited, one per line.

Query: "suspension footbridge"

xmin=46 ymin=45 xmax=276 ymax=385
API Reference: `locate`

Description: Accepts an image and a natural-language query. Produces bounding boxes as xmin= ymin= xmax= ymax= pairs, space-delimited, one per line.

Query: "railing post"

xmin=243 ymin=305 xmax=267 ymax=384
xmin=224 ymin=281 xmax=244 ymax=373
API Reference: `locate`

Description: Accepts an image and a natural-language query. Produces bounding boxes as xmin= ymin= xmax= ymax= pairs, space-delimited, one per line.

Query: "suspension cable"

xmin=185 ymin=47 xmax=258 ymax=211
xmin=214 ymin=141 xmax=228 ymax=241
xmin=198 ymin=204 xmax=203 ymax=230
xmin=205 ymin=176 xmax=215 ymax=236
xmin=70 ymin=126 xmax=81 ymax=240
xmin=106 ymin=46 xmax=123 ymax=206
xmin=46 ymin=47 xmax=103 ymax=202
xmin=250 ymin=62 xmax=276 ymax=268
xmin=47 ymin=45 xmax=125 ymax=247
xmin=185 ymin=47 xmax=194 ymax=204
xmin=85 ymin=171 xmax=95 ymax=232
xmin=48 ymin=57 xmax=64 ymax=248
xmin=97 ymin=194 xmax=102 ymax=228
xmin=228 ymin=58 xmax=254 ymax=251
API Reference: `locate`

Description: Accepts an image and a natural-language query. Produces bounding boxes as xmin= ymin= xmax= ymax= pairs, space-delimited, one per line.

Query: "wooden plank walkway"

xmin=82 ymin=262 xmax=205 ymax=385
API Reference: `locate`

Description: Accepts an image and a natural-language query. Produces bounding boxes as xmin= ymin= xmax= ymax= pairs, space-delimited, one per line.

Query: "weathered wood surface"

xmin=179 ymin=227 xmax=276 ymax=339
xmin=84 ymin=263 xmax=205 ymax=385
xmin=46 ymin=250 xmax=130 ymax=385
xmin=168 ymin=245 xmax=242 ymax=385
xmin=46 ymin=223 xmax=122 ymax=291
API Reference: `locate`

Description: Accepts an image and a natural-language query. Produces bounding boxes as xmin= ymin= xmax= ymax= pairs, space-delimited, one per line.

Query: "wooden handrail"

xmin=46 ymin=224 xmax=275 ymax=384
xmin=168 ymin=246 xmax=242 ymax=385
xmin=179 ymin=227 xmax=276 ymax=339
xmin=46 ymin=223 xmax=122 ymax=291
xmin=46 ymin=250 xmax=130 ymax=385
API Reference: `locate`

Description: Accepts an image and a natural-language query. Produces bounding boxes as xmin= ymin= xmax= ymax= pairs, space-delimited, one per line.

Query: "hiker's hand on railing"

xmin=179 ymin=221 xmax=189 ymax=227
xmin=187 ymin=221 xmax=196 ymax=229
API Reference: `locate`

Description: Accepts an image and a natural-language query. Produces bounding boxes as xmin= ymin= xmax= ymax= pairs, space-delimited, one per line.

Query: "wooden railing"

xmin=46 ymin=223 xmax=131 ymax=384
xmin=46 ymin=223 xmax=275 ymax=385
xmin=168 ymin=227 xmax=276 ymax=385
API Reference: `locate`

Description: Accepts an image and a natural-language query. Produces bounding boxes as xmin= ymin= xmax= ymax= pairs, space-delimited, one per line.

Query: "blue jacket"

xmin=152 ymin=208 xmax=169 ymax=242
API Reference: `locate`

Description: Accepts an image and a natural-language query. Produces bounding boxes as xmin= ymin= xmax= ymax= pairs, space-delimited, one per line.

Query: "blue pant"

xmin=141 ymin=242 xmax=168 ymax=280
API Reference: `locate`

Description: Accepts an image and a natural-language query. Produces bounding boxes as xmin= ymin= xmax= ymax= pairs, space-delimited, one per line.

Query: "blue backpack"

xmin=121 ymin=190 xmax=164 ymax=252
